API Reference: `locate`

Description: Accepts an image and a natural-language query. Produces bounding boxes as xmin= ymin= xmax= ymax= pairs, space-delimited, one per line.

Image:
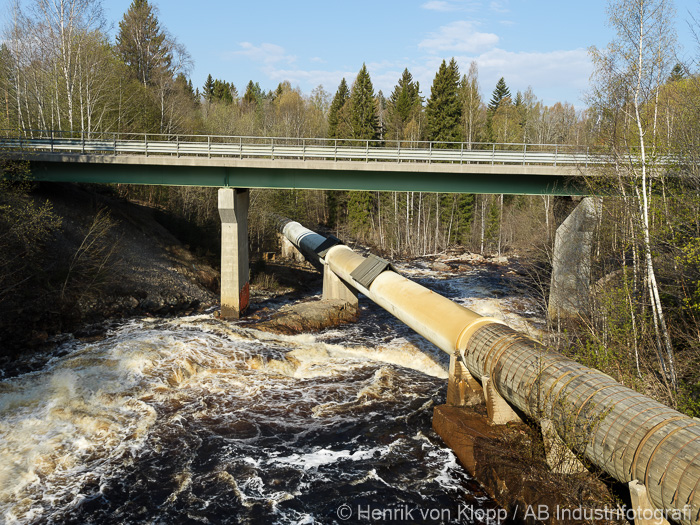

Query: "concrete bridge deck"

xmin=0 ymin=131 xmax=596 ymax=194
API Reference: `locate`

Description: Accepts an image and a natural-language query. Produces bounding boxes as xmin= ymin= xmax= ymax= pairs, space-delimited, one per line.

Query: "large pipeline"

xmin=278 ymin=218 xmax=700 ymax=525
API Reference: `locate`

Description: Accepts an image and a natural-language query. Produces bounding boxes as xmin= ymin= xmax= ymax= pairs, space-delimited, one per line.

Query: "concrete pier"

xmin=218 ymin=188 xmax=250 ymax=319
xmin=322 ymin=264 xmax=358 ymax=312
xmin=548 ymin=196 xmax=602 ymax=320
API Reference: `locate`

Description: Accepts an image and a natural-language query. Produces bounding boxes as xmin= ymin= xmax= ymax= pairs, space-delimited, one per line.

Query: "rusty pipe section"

xmin=279 ymin=219 xmax=699 ymax=525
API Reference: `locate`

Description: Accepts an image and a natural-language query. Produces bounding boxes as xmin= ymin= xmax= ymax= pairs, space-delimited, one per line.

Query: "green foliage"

xmin=116 ymin=0 xmax=172 ymax=86
xmin=349 ymin=64 xmax=379 ymax=141
xmin=328 ymin=78 xmax=350 ymax=139
xmin=0 ymin=166 xmax=63 ymax=328
xmin=454 ymin=194 xmax=475 ymax=244
xmin=425 ymin=58 xmax=462 ymax=143
xmin=484 ymin=198 xmax=501 ymax=246
xmin=678 ymin=237 xmax=700 ymax=314
xmin=243 ymin=80 xmax=263 ymax=107
xmin=347 ymin=191 xmax=374 ymax=235
xmin=677 ymin=381 xmax=700 ymax=417
xmin=212 ymin=78 xmax=236 ymax=104
xmin=386 ymin=69 xmax=423 ymax=142
xmin=488 ymin=77 xmax=511 ymax=113
xmin=203 ymin=74 xmax=214 ymax=101
xmin=0 ymin=165 xmax=62 ymax=259
xmin=487 ymin=77 xmax=512 ymax=141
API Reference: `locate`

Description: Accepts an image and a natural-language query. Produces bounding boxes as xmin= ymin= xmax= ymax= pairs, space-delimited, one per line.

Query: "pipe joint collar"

xmin=457 ymin=317 xmax=506 ymax=360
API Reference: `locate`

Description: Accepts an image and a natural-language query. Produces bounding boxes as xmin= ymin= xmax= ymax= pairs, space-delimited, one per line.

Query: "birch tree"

xmin=32 ymin=0 xmax=105 ymax=133
xmin=460 ymin=61 xmax=483 ymax=148
xmin=589 ymin=0 xmax=678 ymax=390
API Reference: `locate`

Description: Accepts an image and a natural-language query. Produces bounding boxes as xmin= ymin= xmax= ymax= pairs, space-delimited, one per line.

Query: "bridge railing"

xmin=0 ymin=128 xmax=617 ymax=167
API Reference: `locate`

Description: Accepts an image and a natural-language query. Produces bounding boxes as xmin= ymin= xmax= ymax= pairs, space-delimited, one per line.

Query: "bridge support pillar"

xmin=218 ymin=188 xmax=250 ymax=319
xmin=322 ymin=263 xmax=358 ymax=312
xmin=548 ymin=197 xmax=602 ymax=321
xmin=447 ymin=354 xmax=484 ymax=407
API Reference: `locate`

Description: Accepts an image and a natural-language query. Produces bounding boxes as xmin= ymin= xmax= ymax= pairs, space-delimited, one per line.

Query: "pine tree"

xmin=425 ymin=58 xmax=463 ymax=144
xmin=349 ymin=64 xmax=379 ymax=141
xmin=116 ymin=0 xmax=172 ymax=86
xmin=328 ymin=78 xmax=350 ymax=138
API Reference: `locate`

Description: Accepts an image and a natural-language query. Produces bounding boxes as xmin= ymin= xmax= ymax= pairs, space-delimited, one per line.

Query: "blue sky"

xmin=100 ymin=0 xmax=700 ymax=107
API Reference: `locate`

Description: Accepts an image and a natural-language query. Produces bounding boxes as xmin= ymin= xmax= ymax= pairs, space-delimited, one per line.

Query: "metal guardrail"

xmin=0 ymin=129 xmax=609 ymax=168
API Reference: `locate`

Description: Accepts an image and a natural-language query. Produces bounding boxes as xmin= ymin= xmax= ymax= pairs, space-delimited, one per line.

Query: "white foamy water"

xmin=0 ymin=262 xmax=537 ymax=524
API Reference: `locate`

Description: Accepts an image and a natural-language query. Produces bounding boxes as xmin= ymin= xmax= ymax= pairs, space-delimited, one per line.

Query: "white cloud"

xmin=421 ymin=0 xmax=481 ymax=11
xmin=451 ymin=48 xmax=592 ymax=105
xmin=227 ymin=42 xmax=296 ymax=65
xmin=489 ymin=1 xmax=509 ymax=13
xmin=419 ymin=21 xmax=499 ymax=54
xmin=226 ymin=41 xmax=591 ymax=107
xmin=422 ymin=1 xmax=452 ymax=11
xmin=264 ymin=67 xmax=358 ymax=91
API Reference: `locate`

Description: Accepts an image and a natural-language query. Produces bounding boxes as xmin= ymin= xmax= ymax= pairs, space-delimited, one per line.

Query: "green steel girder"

xmin=28 ymin=160 xmax=589 ymax=195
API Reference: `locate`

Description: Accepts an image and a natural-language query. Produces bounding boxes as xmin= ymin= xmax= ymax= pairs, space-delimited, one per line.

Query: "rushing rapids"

xmin=0 ymin=262 xmax=542 ymax=524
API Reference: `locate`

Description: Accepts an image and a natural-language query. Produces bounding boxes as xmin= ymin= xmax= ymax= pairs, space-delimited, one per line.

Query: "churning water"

xmin=0 ymin=263 xmax=542 ymax=524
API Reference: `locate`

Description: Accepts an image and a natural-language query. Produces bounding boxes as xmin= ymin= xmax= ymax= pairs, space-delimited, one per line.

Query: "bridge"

xmin=0 ymin=130 xmax=607 ymax=321
xmin=0 ymin=129 xmax=610 ymax=321
xmin=0 ymin=130 xmax=594 ymax=195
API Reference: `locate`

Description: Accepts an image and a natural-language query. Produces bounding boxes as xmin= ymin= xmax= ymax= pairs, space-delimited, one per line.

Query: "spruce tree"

xmin=488 ymin=77 xmax=511 ymax=114
xmin=328 ymin=78 xmax=350 ymax=138
xmin=668 ymin=63 xmax=685 ymax=82
xmin=425 ymin=58 xmax=463 ymax=144
xmin=456 ymin=194 xmax=475 ymax=244
xmin=243 ymin=80 xmax=262 ymax=106
xmin=116 ymin=0 xmax=172 ymax=86
xmin=487 ymin=77 xmax=511 ymax=141
xmin=349 ymin=64 xmax=379 ymax=141
xmin=203 ymin=74 xmax=214 ymax=102
xmin=386 ymin=68 xmax=423 ymax=141
xmin=347 ymin=191 xmax=374 ymax=236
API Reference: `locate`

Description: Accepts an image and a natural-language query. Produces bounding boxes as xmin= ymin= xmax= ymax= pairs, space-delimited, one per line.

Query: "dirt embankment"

xmin=0 ymin=183 xmax=219 ymax=352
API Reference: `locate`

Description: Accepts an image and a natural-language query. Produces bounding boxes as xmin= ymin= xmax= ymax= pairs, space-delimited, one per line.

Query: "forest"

xmin=1 ymin=0 xmax=700 ymax=416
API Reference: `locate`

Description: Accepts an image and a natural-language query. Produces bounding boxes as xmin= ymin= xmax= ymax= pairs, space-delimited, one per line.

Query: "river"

xmin=0 ymin=260 xmax=543 ymax=524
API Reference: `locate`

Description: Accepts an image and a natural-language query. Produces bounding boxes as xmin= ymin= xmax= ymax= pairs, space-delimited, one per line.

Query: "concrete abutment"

xmin=548 ymin=196 xmax=602 ymax=321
